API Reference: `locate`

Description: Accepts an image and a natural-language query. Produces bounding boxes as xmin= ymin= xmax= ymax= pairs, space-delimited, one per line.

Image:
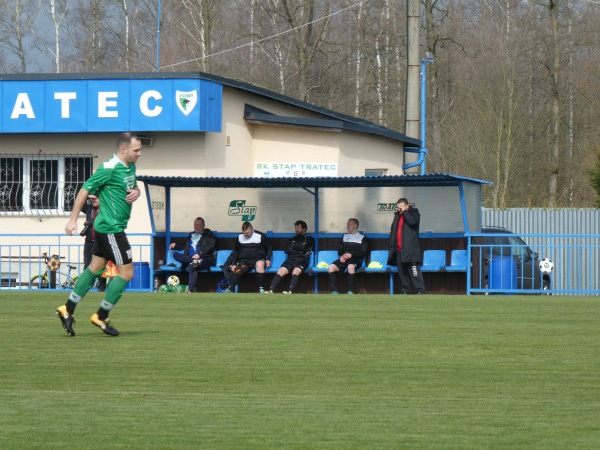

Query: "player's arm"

xmin=230 ymin=241 xmax=240 ymax=270
xmin=126 ymin=186 xmax=141 ymax=203
xmin=356 ymin=236 xmax=368 ymax=259
xmin=261 ymin=234 xmax=273 ymax=267
xmin=403 ymin=208 xmax=420 ymax=226
xmin=305 ymin=236 xmax=315 ymax=256
xmin=65 ymin=188 xmax=90 ymax=235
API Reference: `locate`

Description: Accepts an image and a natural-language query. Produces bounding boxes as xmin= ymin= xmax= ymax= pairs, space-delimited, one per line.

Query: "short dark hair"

xmin=348 ymin=218 xmax=359 ymax=227
xmin=241 ymin=221 xmax=253 ymax=231
xmin=116 ymin=132 xmax=138 ymax=149
xmin=397 ymin=198 xmax=408 ymax=205
xmin=194 ymin=217 xmax=205 ymax=225
xmin=294 ymin=220 xmax=308 ymax=230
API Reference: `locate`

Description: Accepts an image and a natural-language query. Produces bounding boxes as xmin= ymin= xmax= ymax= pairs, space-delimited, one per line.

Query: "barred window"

xmin=0 ymin=154 xmax=94 ymax=215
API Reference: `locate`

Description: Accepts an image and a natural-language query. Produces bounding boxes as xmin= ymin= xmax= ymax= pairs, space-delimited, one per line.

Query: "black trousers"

xmin=172 ymin=252 xmax=214 ymax=291
xmin=84 ymin=240 xmax=106 ymax=289
xmin=395 ymin=252 xmax=425 ymax=293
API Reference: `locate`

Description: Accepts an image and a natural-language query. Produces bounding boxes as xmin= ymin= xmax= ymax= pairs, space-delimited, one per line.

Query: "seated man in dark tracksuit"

xmin=223 ymin=221 xmax=273 ymax=293
xmin=169 ymin=216 xmax=216 ymax=293
xmin=328 ymin=218 xmax=368 ymax=294
xmin=266 ymin=220 xmax=314 ymax=294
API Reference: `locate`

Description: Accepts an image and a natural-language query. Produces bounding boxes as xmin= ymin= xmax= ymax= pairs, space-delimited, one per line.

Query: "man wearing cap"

xmin=82 ymin=194 xmax=107 ymax=292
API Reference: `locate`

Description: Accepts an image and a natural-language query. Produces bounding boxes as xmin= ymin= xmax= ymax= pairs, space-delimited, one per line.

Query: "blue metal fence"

xmin=0 ymin=234 xmax=153 ymax=291
xmin=1 ymin=232 xmax=597 ymax=295
xmin=468 ymin=232 xmax=600 ymax=295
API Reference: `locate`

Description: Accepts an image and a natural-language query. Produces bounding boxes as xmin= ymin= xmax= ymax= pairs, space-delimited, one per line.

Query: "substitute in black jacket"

xmin=169 ymin=217 xmax=217 ymax=293
xmin=387 ymin=198 xmax=426 ymax=294
xmin=82 ymin=194 xmax=107 ymax=291
xmin=328 ymin=218 xmax=368 ymax=294
xmin=225 ymin=221 xmax=273 ymax=293
xmin=267 ymin=220 xmax=315 ymax=294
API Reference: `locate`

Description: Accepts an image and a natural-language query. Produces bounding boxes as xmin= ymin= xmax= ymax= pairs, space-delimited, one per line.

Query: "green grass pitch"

xmin=1 ymin=292 xmax=599 ymax=449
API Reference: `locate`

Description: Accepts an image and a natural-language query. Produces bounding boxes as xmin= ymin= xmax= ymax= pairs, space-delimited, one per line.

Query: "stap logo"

xmin=228 ymin=200 xmax=257 ymax=221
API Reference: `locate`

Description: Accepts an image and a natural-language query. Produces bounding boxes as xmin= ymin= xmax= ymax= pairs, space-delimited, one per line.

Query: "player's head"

xmin=88 ymin=194 xmax=99 ymax=207
xmin=396 ymin=198 xmax=409 ymax=212
xmin=117 ymin=132 xmax=142 ymax=164
xmin=347 ymin=218 xmax=359 ymax=233
xmin=194 ymin=217 xmax=205 ymax=232
xmin=294 ymin=220 xmax=307 ymax=235
xmin=241 ymin=221 xmax=254 ymax=238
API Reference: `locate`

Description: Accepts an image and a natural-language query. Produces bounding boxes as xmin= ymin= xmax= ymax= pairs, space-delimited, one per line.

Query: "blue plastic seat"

xmin=310 ymin=250 xmax=339 ymax=273
xmin=159 ymin=249 xmax=184 ymax=272
xmin=210 ymin=249 xmax=233 ymax=272
xmin=364 ymin=250 xmax=390 ymax=273
xmin=267 ymin=250 xmax=288 ymax=273
xmin=446 ymin=249 xmax=468 ymax=272
xmin=365 ymin=250 xmax=394 ymax=294
xmin=420 ymin=250 xmax=446 ymax=272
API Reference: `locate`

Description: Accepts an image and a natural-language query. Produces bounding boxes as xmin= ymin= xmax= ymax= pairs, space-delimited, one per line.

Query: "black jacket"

xmin=387 ymin=207 xmax=422 ymax=265
xmin=338 ymin=233 xmax=368 ymax=259
xmin=285 ymin=234 xmax=315 ymax=264
xmin=82 ymin=203 xmax=99 ymax=242
xmin=174 ymin=228 xmax=217 ymax=263
xmin=231 ymin=231 xmax=273 ymax=262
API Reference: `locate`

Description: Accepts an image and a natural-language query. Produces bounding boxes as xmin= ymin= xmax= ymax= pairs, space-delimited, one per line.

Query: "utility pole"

xmin=404 ymin=0 xmax=420 ymax=173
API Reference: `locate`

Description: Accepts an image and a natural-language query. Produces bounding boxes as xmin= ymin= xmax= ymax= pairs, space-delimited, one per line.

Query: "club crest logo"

xmin=228 ymin=200 xmax=257 ymax=221
xmin=176 ymin=90 xmax=197 ymax=116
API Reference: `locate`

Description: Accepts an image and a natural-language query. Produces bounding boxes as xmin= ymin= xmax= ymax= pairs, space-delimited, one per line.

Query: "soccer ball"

xmin=167 ymin=275 xmax=180 ymax=287
xmin=539 ymin=258 xmax=553 ymax=274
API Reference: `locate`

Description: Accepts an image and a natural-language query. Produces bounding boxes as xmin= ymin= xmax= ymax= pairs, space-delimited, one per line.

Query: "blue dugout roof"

xmin=136 ymin=173 xmax=492 ymax=189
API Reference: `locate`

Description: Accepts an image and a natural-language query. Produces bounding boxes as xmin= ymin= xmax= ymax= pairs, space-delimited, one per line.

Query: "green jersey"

xmin=82 ymin=154 xmax=138 ymax=234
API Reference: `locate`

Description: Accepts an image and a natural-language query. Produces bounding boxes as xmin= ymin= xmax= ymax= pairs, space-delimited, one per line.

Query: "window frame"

xmin=0 ymin=154 xmax=93 ymax=216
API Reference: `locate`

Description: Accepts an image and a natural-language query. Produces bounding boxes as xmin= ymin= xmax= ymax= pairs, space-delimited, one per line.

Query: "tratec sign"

xmin=0 ymin=78 xmax=222 ymax=133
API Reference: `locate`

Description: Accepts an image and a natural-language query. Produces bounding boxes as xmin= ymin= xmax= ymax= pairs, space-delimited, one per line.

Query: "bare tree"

xmin=48 ymin=0 xmax=71 ymax=72
xmin=177 ymin=0 xmax=220 ymax=72
xmin=275 ymin=0 xmax=331 ymax=101
xmin=0 ymin=0 xmax=43 ymax=72
xmin=546 ymin=0 xmax=561 ymax=208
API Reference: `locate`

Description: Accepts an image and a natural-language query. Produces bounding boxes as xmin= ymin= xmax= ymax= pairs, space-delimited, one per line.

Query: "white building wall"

xmin=0 ymin=85 xmax=417 ymax=236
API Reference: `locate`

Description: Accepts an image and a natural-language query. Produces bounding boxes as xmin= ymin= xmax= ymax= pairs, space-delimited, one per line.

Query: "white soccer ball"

xmin=167 ymin=275 xmax=180 ymax=286
xmin=539 ymin=258 xmax=553 ymax=274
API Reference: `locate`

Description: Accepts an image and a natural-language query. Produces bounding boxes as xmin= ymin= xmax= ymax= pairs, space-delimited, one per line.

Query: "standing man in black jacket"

xmin=224 ymin=221 xmax=273 ymax=293
xmin=267 ymin=220 xmax=314 ymax=294
xmin=387 ymin=198 xmax=426 ymax=294
xmin=169 ymin=217 xmax=217 ymax=293
xmin=82 ymin=194 xmax=107 ymax=292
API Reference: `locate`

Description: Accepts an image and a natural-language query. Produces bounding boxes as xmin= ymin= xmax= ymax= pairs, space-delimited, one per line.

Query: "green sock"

xmin=102 ymin=275 xmax=129 ymax=308
xmin=72 ymin=268 xmax=102 ymax=298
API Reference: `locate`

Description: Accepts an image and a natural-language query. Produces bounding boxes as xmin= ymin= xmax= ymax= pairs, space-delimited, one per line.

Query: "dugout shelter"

xmin=138 ymin=173 xmax=491 ymax=294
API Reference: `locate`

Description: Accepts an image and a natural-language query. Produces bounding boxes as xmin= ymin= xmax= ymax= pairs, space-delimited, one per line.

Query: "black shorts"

xmin=331 ymin=258 xmax=362 ymax=271
xmin=280 ymin=258 xmax=309 ymax=273
xmin=92 ymin=231 xmax=133 ymax=266
xmin=236 ymin=257 xmax=265 ymax=272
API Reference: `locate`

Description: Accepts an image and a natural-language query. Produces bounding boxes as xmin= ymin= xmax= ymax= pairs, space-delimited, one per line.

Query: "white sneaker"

xmin=259 ymin=288 xmax=266 ymax=294
xmin=282 ymin=290 xmax=292 ymax=294
xmin=263 ymin=290 xmax=273 ymax=294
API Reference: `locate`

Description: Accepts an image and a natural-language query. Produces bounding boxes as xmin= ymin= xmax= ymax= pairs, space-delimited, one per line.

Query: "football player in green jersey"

xmin=56 ymin=132 xmax=142 ymax=337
